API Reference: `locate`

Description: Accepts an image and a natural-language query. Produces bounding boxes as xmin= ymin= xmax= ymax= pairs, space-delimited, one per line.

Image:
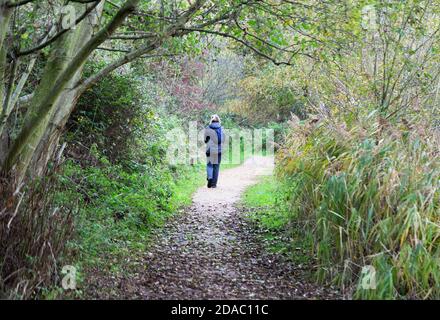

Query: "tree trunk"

xmin=22 ymin=20 xmax=95 ymax=179
xmin=0 ymin=1 xmax=12 ymax=166
xmin=1 ymin=0 xmax=138 ymax=181
xmin=29 ymin=86 xmax=82 ymax=178
xmin=0 ymin=2 xmax=107 ymax=183
xmin=29 ymin=3 xmax=105 ymax=177
xmin=7 ymin=28 xmax=84 ymax=183
xmin=0 ymin=0 xmax=12 ymax=111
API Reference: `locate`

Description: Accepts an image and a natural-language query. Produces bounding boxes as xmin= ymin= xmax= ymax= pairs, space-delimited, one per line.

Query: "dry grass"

xmin=0 ymin=166 xmax=75 ymax=299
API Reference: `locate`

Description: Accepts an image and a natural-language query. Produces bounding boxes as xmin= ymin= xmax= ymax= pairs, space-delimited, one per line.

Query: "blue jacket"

xmin=204 ymin=122 xmax=224 ymax=154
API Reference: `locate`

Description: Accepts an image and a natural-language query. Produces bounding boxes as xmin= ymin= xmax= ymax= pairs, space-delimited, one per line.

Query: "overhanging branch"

xmin=180 ymin=27 xmax=296 ymax=66
xmin=17 ymin=1 xmax=102 ymax=57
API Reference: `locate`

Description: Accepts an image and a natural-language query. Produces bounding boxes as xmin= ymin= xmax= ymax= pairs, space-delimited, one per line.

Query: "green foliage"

xmin=68 ymin=62 xmax=144 ymax=164
xmin=227 ymin=65 xmax=307 ymax=124
xmin=5 ymin=0 xmax=440 ymax=300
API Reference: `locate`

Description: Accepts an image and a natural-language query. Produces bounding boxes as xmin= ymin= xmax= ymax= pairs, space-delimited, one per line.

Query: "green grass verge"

xmin=241 ymin=175 xmax=312 ymax=266
xmin=170 ymin=164 xmax=206 ymax=208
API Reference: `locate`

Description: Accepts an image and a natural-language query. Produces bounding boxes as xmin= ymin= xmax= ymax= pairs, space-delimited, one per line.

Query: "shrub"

xmin=67 ymin=62 xmax=144 ymax=165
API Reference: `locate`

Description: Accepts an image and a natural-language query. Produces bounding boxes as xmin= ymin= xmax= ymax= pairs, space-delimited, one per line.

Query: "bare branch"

xmin=97 ymin=46 xmax=131 ymax=53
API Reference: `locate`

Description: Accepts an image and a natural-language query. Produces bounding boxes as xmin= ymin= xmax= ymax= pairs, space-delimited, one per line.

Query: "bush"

xmin=67 ymin=62 xmax=145 ymax=165
xmin=276 ymin=114 xmax=440 ymax=299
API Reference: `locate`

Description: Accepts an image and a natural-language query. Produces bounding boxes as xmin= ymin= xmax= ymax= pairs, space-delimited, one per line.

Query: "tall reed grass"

xmin=277 ymin=114 xmax=440 ymax=299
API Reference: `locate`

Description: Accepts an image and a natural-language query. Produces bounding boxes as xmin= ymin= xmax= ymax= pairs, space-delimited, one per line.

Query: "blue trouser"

xmin=207 ymin=153 xmax=221 ymax=186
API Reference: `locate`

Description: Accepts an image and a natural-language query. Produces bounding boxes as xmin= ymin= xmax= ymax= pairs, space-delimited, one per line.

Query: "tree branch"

xmin=5 ymin=0 xmax=35 ymax=8
xmin=78 ymin=41 xmax=160 ymax=93
xmin=97 ymin=46 xmax=131 ymax=53
xmin=180 ymin=27 xmax=296 ymax=66
xmin=77 ymin=0 xmax=208 ymax=93
xmin=17 ymin=1 xmax=102 ymax=57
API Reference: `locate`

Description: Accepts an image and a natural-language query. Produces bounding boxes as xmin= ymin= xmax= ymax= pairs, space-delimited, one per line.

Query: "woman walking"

xmin=204 ymin=114 xmax=225 ymax=188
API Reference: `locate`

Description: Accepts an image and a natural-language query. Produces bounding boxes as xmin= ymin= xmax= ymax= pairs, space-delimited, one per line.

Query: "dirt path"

xmin=86 ymin=156 xmax=337 ymax=299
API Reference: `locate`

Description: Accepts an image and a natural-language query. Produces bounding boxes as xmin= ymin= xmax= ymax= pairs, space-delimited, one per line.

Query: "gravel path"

xmin=86 ymin=157 xmax=337 ymax=299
